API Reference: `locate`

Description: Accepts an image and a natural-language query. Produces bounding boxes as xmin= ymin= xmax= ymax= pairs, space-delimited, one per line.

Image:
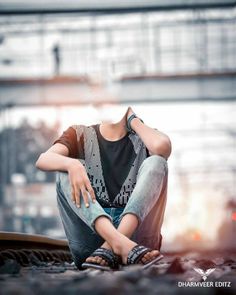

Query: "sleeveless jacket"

xmin=71 ymin=124 xmax=148 ymax=208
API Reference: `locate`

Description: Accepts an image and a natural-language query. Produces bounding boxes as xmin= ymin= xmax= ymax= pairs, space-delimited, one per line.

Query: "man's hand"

xmin=125 ymin=106 xmax=172 ymax=159
xmin=126 ymin=106 xmax=135 ymax=122
xmin=67 ymin=160 xmax=96 ymax=208
xmin=126 ymin=106 xmax=143 ymax=131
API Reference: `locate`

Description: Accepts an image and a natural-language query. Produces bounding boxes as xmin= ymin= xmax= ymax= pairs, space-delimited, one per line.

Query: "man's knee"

xmin=55 ymin=171 xmax=72 ymax=204
xmin=141 ymin=155 xmax=168 ymax=175
xmin=56 ymin=171 xmax=70 ymax=189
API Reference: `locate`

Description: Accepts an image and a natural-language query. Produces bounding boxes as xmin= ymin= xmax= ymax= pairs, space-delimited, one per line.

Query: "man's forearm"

xmin=35 ymin=152 xmax=80 ymax=172
xmin=131 ymin=118 xmax=172 ymax=159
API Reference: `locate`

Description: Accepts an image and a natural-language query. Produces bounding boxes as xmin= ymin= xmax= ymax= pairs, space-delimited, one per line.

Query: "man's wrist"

xmin=66 ymin=158 xmax=82 ymax=171
xmin=126 ymin=113 xmax=144 ymax=134
xmin=130 ymin=117 xmax=143 ymax=132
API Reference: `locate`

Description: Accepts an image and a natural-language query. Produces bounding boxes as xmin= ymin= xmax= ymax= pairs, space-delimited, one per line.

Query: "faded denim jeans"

xmin=56 ymin=155 xmax=168 ymax=269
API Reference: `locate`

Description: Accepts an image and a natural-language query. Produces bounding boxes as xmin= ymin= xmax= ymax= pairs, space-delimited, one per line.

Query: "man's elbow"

xmin=35 ymin=153 xmax=45 ymax=170
xmin=152 ymin=137 xmax=172 ymax=159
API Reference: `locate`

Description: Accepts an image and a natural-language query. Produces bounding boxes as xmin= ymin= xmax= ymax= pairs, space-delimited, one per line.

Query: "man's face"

xmin=98 ymin=105 xmax=128 ymax=123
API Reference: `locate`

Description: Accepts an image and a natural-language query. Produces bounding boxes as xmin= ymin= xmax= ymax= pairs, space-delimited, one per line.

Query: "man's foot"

xmin=113 ymin=236 xmax=160 ymax=265
xmin=85 ymin=236 xmax=160 ymax=266
xmin=85 ymin=241 xmax=112 ymax=266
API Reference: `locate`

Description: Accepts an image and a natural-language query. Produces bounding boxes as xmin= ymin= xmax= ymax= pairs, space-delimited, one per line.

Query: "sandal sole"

xmin=81 ymin=262 xmax=113 ymax=271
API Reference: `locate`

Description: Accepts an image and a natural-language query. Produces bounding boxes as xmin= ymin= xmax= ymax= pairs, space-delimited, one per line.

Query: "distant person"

xmin=35 ymin=106 xmax=171 ymax=270
xmin=52 ymin=43 xmax=60 ymax=76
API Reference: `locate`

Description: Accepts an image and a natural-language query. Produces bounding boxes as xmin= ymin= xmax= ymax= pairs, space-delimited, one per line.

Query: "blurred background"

xmin=0 ymin=0 xmax=235 ymax=252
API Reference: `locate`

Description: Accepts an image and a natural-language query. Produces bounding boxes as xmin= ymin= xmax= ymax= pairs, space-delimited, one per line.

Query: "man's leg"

xmin=56 ymin=171 xmax=113 ymax=268
xmin=118 ymin=154 xmax=168 ymax=247
xmin=57 ymin=171 xmax=148 ymax=266
xmin=86 ymin=155 xmax=168 ymax=265
xmin=89 ymin=214 xmax=160 ymax=265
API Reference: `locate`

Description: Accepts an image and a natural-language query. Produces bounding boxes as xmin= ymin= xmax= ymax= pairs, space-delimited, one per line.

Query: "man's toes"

xmin=141 ymin=250 xmax=160 ymax=264
xmin=86 ymin=256 xmax=99 ymax=263
xmin=141 ymin=256 xmax=148 ymax=263
xmin=146 ymin=253 xmax=152 ymax=261
xmin=144 ymin=253 xmax=152 ymax=262
xmin=152 ymin=250 xmax=160 ymax=257
xmin=87 ymin=256 xmax=109 ymax=266
xmin=100 ymin=259 xmax=107 ymax=266
xmin=148 ymin=250 xmax=159 ymax=260
xmin=95 ymin=256 xmax=102 ymax=263
xmin=86 ymin=256 xmax=95 ymax=262
xmin=95 ymin=257 xmax=108 ymax=266
xmin=90 ymin=257 xmax=96 ymax=263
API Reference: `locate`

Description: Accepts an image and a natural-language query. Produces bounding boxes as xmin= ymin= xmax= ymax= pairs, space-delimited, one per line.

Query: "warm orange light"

xmin=231 ymin=212 xmax=236 ymax=221
xmin=192 ymin=231 xmax=201 ymax=241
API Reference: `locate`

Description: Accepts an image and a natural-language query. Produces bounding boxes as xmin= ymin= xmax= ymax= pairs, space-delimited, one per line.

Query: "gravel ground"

xmin=0 ymin=252 xmax=236 ymax=295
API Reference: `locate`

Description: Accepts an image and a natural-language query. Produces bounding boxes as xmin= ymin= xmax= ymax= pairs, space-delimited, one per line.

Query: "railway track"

xmin=0 ymin=231 xmax=72 ymax=266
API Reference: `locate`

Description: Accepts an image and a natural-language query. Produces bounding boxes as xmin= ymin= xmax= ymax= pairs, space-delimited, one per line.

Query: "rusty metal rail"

xmin=0 ymin=231 xmax=72 ymax=266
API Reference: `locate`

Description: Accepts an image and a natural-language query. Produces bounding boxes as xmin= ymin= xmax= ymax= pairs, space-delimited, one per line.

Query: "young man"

xmin=35 ymin=106 xmax=171 ymax=270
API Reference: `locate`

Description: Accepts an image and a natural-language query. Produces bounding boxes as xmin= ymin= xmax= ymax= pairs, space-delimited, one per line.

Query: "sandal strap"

xmin=90 ymin=247 xmax=120 ymax=269
xmin=127 ymin=245 xmax=152 ymax=265
xmin=96 ymin=248 xmax=121 ymax=266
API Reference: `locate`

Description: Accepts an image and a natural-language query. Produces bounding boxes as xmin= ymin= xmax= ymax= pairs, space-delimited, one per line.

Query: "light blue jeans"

xmin=56 ymin=155 xmax=168 ymax=269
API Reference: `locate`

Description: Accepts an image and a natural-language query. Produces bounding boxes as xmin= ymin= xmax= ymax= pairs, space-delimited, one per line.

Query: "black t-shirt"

xmin=53 ymin=124 xmax=149 ymax=204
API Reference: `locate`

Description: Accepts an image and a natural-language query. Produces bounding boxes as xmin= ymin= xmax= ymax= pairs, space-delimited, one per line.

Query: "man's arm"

xmin=35 ymin=143 xmax=96 ymax=207
xmin=36 ymin=125 xmax=80 ymax=171
xmin=35 ymin=143 xmax=78 ymax=172
xmin=127 ymin=107 xmax=172 ymax=159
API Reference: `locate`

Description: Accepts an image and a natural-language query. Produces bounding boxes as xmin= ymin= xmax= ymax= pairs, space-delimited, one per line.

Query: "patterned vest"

xmin=72 ymin=124 xmax=148 ymax=208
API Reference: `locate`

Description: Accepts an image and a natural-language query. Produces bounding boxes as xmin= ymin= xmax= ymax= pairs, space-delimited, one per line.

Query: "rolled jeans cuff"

xmin=56 ymin=171 xmax=113 ymax=235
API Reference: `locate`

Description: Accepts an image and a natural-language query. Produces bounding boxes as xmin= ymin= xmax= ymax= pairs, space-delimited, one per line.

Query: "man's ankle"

xmin=111 ymin=234 xmax=135 ymax=255
xmin=108 ymin=233 xmax=125 ymax=254
xmin=101 ymin=241 xmax=112 ymax=249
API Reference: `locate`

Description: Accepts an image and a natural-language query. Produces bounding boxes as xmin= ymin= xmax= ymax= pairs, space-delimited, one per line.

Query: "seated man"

xmin=35 ymin=106 xmax=171 ymax=270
